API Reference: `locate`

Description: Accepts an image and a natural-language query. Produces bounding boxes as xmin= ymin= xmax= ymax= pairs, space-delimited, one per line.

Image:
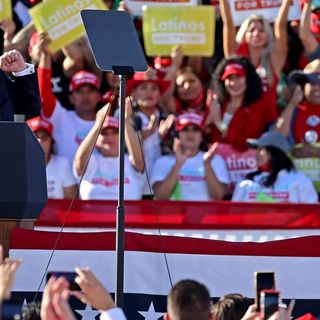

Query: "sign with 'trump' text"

xmin=143 ymin=6 xmax=215 ymax=57
xmin=125 ymin=0 xmax=198 ymax=17
xmin=229 ymin=0 xmax=301 ymax=26
xmin=29 ymin=0 xmax=107 ymax=53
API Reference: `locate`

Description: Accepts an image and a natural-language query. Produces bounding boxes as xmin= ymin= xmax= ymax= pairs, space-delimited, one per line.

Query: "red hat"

xmin=176 ymin=113 xmax=204 ymax=131
xmin=295 ymin=313 xmax=317 ymax=320
xmin=127 ymin=68 xmax=171 ymax=95
xmin=70 ymin=70 xmax=100 ymax=92
xmin=221 ymin=63 xmax=246 ymax=81
xmin=102 ymin=116 xmax=119 ymax=131
xmin=310 ymin=11 xmax=320 ymax=34
xmin=27 ymin=116 xmax=53 ymax=136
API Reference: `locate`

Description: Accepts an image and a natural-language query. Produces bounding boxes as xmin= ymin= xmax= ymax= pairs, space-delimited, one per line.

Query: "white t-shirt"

xmin=136 ymin=111 xmax=162 ymax=195
xmin=46 ymin=155 xmax=77 ymax=199
xmin=151 ymin=152 xmax=230 ymax=201
xmin=232 ymin=170 xmax=318 ymax=203
xmin=76 ymin=153 xmax=145 ymax=200
xmin=44 ymin=100 xmax=95 ymax=165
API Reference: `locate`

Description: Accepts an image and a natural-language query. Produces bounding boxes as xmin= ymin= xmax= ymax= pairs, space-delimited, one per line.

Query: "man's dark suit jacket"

xmin=0 ymin=70 xmax=41 ymax=121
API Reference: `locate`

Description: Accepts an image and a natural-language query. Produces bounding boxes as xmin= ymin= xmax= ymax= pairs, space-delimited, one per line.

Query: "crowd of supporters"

xmin=4 ymin=0 xmax=320 ymax=203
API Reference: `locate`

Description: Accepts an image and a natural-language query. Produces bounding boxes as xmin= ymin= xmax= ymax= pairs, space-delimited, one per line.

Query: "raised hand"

xmin=240 ymin=304 xmax=259 ymax=320
xmin=289 ymin=85 xmax=304 ymax=107
xmin=73 ymin=267 xmax=115 ymax=311
xmin=159 ymin=114 xmax=175 ymax=138
xmin=0 ymin=247 xmax=22 ymax=303
xmin=203 ymin=142 xmax=219 ymax=165
xmin=0 ymin=19 xmax=16 ymax=40
xmin=0 ymin=49 xmax=27 ymax=73
xmin=205 ymin=90 xmax=223 ymax=131
xmin=95 ymin=103 xmax=112 ymax=125
xmin=37 ymin=31 xmax=51 ymax=55
xmin=173 ymin=137 xmax=190 ymax=166
xmin=41 ymin=276 xmax=76 ymax=320
xmin=170 ymin=45 xmax=184 ymax=70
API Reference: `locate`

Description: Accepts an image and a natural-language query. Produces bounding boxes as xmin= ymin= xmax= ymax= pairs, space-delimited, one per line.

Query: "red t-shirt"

xmin=293 ymin=102 xmax=320 ymax=144
xmin=236 ymin=43 xmax=278 ymax=107
xmin=210 ymin=93 xmax=278 ymax=150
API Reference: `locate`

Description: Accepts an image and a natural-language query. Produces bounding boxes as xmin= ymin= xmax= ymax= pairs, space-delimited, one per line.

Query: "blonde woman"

xmin=219 ymin=0 xmax=291 ymax=105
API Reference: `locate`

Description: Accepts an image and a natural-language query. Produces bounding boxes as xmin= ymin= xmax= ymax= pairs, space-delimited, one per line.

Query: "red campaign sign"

xmin=234 ymin=0 xmax=283 ymax=11
xmin=215 ymin=143 xmax=257 ymax=191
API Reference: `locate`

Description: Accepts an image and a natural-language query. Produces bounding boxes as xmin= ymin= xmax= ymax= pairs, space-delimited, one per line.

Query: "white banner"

xmin=229 ymin=0 xmax=301 ymax=26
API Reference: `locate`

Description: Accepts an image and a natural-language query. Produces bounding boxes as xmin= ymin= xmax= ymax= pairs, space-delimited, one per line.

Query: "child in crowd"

xmin=151 ymin=112 xmax=230 ymax=200
xmin=126 ymin=68 xmax=174 ymax=195
xmin=27 ymin=116 xmax=77 ymax=199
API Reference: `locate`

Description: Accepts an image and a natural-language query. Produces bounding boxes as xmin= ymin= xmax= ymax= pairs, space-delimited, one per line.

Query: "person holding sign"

xmin=219 ymin=0 xmax=292 ymax=106
xmin=207 ymin=56 xmax=278 ymax=151
xmin=299 ymin=0 xmax=320 ymax=63
xmin=36 ymin=32 xmax=102 ymax=165
xmin=0 ymin=49 xmax=41 ymax=120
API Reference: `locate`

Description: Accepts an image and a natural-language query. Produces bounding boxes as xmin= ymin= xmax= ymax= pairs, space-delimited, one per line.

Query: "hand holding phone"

xmin=46 ymin=271 xmax=81 ymax=291
xmin=254 ymin=271 xmax=276 ymax=312
xmin=260 ymin=289 xmax=280 ymax=319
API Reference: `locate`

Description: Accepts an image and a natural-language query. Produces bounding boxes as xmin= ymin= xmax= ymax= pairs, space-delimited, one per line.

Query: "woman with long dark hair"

xmin=207 ymin=56 xmax=278 ymax=150
xmin=232 ymin=131 xmax=318 ymax=203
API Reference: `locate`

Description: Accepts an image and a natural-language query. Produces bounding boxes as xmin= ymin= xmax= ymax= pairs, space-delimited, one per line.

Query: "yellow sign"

xmin=29 ymin=0 xmax=107 ymax=53
xmin=142 ymin=6 xmax=215 ymax=57
xmin=0 ymin=0 xmax=12 ymax=21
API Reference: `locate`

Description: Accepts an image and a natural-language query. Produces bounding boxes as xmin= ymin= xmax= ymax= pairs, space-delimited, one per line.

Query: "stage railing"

xmin=36 ymin=199 xmax=320 ymax=229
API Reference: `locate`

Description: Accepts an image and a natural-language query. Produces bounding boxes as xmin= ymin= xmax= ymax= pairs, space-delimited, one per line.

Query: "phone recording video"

xmin=46 ymin=271 xmax=81 ymax=291
xmin=254 ymin=271 xmax=276 ymax=311
xmin=260 ymin=289 xmax=280 ymax=319
xmin=1 ymin=300 xmax=22 ymax=320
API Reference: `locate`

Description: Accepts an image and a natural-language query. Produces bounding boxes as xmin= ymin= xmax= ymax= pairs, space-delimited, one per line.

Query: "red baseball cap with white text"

xmin=70 ymin=70 xmax=100 ymax=92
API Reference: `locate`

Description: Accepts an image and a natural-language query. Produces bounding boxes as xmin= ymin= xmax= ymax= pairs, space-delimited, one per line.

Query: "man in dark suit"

xmin=0 ymin=49 xmax=41 ymax=121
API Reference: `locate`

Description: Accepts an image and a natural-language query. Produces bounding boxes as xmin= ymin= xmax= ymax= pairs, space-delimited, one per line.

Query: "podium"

xmin=0 ymin=122 xmax=47 ymax=257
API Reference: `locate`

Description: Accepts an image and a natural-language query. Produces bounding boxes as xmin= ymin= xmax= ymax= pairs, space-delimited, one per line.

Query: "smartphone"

xmin=260 ymin=289 xmax=280 ymax=319
xmin=1 ymin=300 xmax=21 ymax=320
xmin=254 ymin=271 xmax=276 ymax=311
xmin=46 ymin=271 xmax=81 ymax=291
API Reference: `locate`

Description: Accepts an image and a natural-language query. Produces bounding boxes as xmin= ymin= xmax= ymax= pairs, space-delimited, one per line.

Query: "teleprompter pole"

xmin=114 ymin=67 xmax=133 ymax=307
